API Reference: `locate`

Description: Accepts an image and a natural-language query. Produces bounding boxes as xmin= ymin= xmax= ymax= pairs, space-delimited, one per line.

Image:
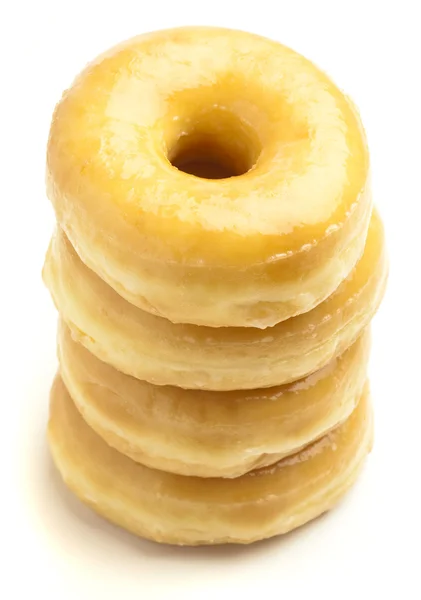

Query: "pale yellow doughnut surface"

xmin=58 ymin=321 xmax=370 ymax=478
xmin=44 ymin=210 xmax=387 ymax=390
xmin=48 ymin=376 xmax=372 ymax=545
xmin=47 ymin=27 xmax=371 ymax=327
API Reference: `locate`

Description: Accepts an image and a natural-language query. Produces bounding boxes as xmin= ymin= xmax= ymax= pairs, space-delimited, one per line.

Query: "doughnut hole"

xmin=167 ymin=107 xmax=262 ymax=180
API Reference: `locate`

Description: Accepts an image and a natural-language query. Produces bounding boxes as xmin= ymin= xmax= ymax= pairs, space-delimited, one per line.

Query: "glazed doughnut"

xmin=58 ymin=321 xmax=369 ymax=478
xmin=48 ymin=375 xmax=372 ymax=545
xmin=47 ymin=27 xmax=371 ymax=328
xmin=44 ymin=210 xmax=386 ymax=390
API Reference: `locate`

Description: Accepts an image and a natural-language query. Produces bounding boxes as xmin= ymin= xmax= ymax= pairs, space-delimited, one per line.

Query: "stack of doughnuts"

xmin=44 ymin=27 xmax=387 ymax=545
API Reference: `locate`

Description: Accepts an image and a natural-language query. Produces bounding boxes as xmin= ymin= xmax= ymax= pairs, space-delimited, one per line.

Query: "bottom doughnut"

xmin=48 ymin=376 xmax=373 ymax=546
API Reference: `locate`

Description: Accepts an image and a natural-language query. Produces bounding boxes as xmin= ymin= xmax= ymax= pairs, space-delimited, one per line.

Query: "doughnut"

xmin=43 ymin=210 xmax=386 ymax=390
xmin=44 ymin=26 xmax=387 ymax=546
xmin=58 ymin=320 xmax=370 ymax=478
xmin=48 ymin=375 xmax=372 ymax=545
xmin=47 ymin=27 xmax=371 ymax=328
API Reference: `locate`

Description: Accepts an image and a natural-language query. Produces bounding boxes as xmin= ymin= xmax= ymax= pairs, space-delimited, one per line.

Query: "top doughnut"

xmin=47 ymin=27 xmax=371 ymax=328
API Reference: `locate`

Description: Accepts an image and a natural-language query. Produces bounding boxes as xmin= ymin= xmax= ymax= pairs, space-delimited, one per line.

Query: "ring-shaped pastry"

xmin=43 ymin=210 xmax=386 ymax=390
xmin=47 ymin=27 xmax=371 ymax=327
xmin=48 ymin=376 xmax=372 ymax=545
xmin=58 ymin=321 xmax=370 ymax=478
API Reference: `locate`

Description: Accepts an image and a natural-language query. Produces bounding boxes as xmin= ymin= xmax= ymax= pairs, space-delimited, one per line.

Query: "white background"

xmin=2 ymin=1 xmax=420 ymax=598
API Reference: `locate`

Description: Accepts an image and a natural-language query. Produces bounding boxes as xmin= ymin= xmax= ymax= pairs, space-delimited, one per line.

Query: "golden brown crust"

xmin=58 ymin=322 xmax=370 ymax=477
xmin=47 ymin=27 xmax=371 ymax=327
xmin=43 ymin=210 xmax=387 ymax=390
xmin=48 ymin=375 xmax=373 ymax=545
xmin=44 ymin=27 xmax=383 ymax=547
